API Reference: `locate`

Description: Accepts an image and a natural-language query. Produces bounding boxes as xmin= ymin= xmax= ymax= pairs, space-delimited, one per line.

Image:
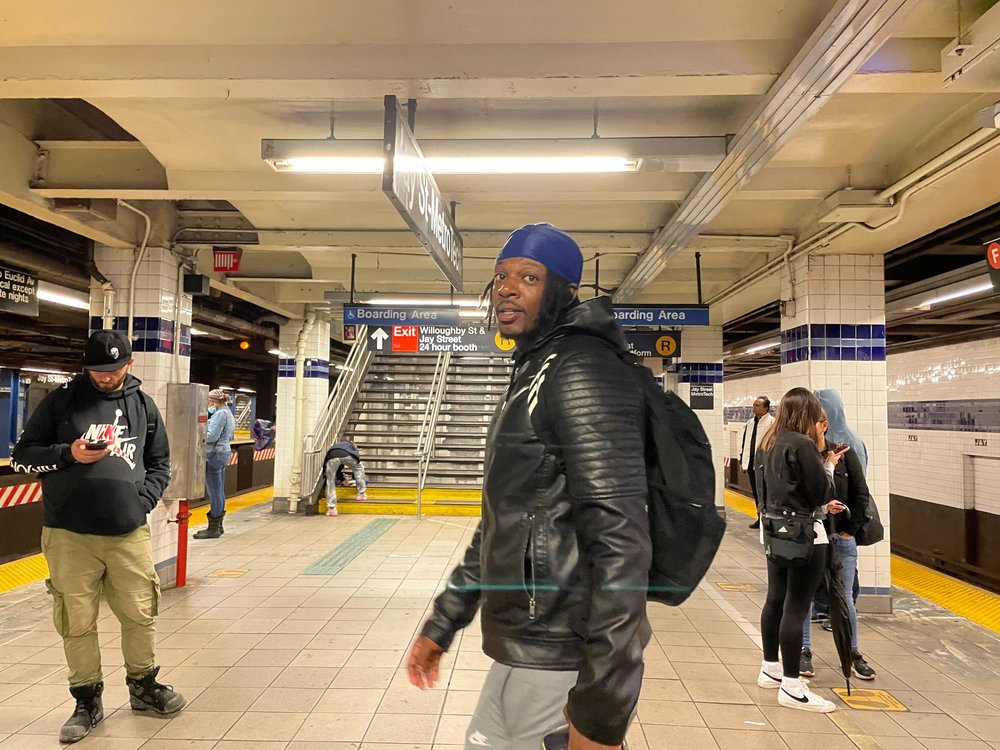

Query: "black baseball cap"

xmin=83 ymin=330 xmax=133 ymax=372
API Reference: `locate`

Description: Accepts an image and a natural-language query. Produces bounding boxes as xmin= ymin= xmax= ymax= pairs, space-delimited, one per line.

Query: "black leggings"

xmin=761 ymin=545 xmax=828 ymax=677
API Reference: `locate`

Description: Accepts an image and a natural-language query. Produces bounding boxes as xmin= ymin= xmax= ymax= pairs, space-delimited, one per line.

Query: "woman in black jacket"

xmin=755 ymin=388 xmax=846 ymax=713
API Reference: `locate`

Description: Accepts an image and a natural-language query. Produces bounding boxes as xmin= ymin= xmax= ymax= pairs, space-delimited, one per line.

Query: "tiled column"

xmin=272 ymin=315 xmax=331 ymax=512
xmin=779 ymin=254 xmax=890 ymax=613
xmin=675 ymin=326 xmax=725 ymax=511
xmin=91 ymin=245 xmax=193 ymax=588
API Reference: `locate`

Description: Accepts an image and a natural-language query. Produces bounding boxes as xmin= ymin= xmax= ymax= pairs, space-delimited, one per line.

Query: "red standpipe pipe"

xmin=175 ymin=499 xmax=190 ymax=587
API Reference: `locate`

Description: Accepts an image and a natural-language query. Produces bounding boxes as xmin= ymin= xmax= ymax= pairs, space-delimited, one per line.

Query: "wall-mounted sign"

xmin=382 ymin=95 xmax=464 ymax=291
xmin=368 ymin=325 xmax=515 ymax=355
xmin=213 ymin=247 xmax=242 ymax=273
xmin=987 ymin=241 xmax=1000 ymax=290
xmin=690 ymin=383 xmax=715 ymax=410
xmin=626 ymin=332 xmax=682 ymax=358
xmin=0 ymin=265 xmax=38 ymax=317
xmin=613 ymin=305 xmax=709 ymax=327
xmin=343 ymin=305 xmax=464 ymax=326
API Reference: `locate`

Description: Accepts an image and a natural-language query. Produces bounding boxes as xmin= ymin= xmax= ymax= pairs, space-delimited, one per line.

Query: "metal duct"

xmin=192 ymin=307 xmax=277 ymax=339
xmin=0 ymin=241 xmax=90 ymax=291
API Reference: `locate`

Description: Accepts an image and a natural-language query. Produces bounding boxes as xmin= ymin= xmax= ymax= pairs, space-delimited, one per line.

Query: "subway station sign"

xmin=0 ymin=265 xmax=38 ymax=317
xmin=343 ymin=305 xmax=463 ymax=326
xmin=613 ymin=305 xmax=709 ymax=326
xmin=369 ymin=325 xmax=516 ymax=355
xmin=626 ymin=332 xmax=681 ymax=358
xmin=382 ymin=95 xmax=464 ymax=291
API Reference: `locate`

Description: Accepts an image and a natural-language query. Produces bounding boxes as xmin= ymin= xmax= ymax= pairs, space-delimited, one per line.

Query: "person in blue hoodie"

xmin=12 ymin=330 xmax=185 ymax=744
xmin=194 ymin=388 xmax=236 ymax=540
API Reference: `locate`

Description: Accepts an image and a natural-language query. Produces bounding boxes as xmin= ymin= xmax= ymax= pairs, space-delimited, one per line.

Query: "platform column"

xmin=779 ymin=254 xmax=890 ymax=613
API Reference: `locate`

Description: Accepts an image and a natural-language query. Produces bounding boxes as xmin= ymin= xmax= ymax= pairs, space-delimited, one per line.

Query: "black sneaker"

xmin=799 ymin=648 xmax=815 ymax=678
xmin=852 ymin=652 xmax=876 ymax=680
xmin=126 ymin=666 xmax=186 ymax=714
xmin=60 ymin=682 xmax=104 ymax=744
xmin=748 ymin=519 xmax=760 ymax=529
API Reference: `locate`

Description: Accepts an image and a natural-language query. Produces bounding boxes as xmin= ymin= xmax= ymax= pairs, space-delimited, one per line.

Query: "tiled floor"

xmin=1 ymin=506 xmax=1000 ymax=749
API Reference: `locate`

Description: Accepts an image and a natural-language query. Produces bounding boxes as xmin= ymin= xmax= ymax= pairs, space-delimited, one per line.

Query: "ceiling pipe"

xmin=192 ymin=307 xmax=277 ymax=339
xmin=0 ymin=241 xmax=89 ymax=291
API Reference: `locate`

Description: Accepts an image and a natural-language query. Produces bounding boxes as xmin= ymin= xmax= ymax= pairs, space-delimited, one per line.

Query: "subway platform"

xmin=1 ymin=495 xmax=1000 ymax=749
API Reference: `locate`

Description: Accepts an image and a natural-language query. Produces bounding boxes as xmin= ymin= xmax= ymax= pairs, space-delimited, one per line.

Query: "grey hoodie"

xmin=815 ymin=388 xmax=868 ymax=475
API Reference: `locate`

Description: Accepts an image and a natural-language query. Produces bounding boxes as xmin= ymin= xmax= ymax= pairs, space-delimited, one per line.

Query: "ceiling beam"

xmin=614 ymin=0 xmax=924 ymax=301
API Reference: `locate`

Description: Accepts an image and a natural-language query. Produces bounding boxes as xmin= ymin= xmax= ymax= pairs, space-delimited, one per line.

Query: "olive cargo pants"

xmin=42 ymin=524 xmax=160 ymax=687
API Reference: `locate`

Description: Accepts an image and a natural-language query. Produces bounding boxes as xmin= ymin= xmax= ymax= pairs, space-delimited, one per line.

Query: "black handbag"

xmin=762 ymin=509 xmax=817 ymax=567
xmin=854 ymin=494 xmax=885 ymax=546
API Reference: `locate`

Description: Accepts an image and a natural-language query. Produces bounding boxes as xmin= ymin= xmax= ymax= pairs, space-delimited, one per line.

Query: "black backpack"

xmin=625 ymin=357 xmax=726 ymax=606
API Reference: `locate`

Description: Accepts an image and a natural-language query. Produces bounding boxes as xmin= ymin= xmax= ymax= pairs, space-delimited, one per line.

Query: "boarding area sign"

xmin=368 ymin=325 xmax=516 ymax=355
xmin=613 ymin=305 xmax=709 ymax=326
xmin=382 ymin=95 xmax=464 ymax=291
xmin=343 ymin=305 xmax=463 ymax=326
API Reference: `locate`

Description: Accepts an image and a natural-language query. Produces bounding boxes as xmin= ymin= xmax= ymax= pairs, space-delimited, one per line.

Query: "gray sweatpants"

xmin=465 ymin=663 xmax=577 ymax=750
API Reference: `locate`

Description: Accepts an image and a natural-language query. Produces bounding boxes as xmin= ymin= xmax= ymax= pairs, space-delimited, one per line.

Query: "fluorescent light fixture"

xmin=36 ymin=282 xmax=89 ymax=311
xmin=190 ymin=327 xmax=209 ymax=336
xmin=459 ymin=309 xmax=487 ymax=318
xmin=920 ymin=282 xmax=994 ymax=307
xmin=334 ymin=364 xmax=354 ymax=372
xmin=368 ymin=296 xmax=480 ymax=308
xmin=268 ymin=348 xmax=290 ymax=357
xmin=236 ymin=387 xmax=256 ymax=393
xmin=21 ymin=366 xmax=74 ymax=375
xmin=745 ymin=340 xmax=781 ymax=355
xmin=216 ymin=385 xmax=233 ymax=390
xmin=262 ymin=137 xmax=727 ymax=175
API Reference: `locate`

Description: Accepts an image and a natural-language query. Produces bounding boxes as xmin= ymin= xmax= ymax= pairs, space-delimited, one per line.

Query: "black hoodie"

xmin=12 ymin=373 xmax=171 ymax=536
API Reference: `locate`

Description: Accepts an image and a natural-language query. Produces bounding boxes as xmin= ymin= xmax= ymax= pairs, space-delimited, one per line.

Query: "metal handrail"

xmin=416 ymin=351 xmax=452 ymax=517
xmin=414 ymin=352 xmax=447 ymax=460
xmin=298 ymin=325 xmax=373 ymax=504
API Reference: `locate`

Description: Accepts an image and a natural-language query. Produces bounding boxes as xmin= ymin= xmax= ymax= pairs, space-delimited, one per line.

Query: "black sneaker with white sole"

xmin=852 ymin=652 xmax=876 ymax=680
xmin=799 ymin=648 xmax=814 ymax=678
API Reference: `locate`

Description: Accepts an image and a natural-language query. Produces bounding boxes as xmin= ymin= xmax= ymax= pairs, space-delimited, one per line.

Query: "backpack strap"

xmin=138 ymin=391 xmax=157 ymax=437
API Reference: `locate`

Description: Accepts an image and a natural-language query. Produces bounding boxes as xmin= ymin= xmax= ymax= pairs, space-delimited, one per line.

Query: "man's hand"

xmin=70 ymin=439 xmax=109 ymax=464
xmin=569 ymin=719 xmax=623 ymax=750
xmin=406 ymin=635 xmax=445 ymax=690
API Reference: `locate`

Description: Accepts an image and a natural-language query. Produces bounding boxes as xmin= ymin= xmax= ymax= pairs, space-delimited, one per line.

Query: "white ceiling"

xmin=1 ymin=0 xmax=999 ymax=326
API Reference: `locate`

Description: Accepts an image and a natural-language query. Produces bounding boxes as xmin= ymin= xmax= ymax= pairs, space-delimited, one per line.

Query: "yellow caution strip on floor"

xmin=0 ymin=487 xmax=274 ymax=596
xmin=725 ymin=488 xmax=1000 ymax=636
xmin=891 ymin=554 xmax=1000 ymax=635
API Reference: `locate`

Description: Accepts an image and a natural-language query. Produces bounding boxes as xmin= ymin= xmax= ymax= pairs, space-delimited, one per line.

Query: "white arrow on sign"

xmin=370 ymin=328 xmax=389 ymax=351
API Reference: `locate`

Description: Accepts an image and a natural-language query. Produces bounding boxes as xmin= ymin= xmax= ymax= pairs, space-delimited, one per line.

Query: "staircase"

xmin=339 ymin=353 xmax=512 ymax=505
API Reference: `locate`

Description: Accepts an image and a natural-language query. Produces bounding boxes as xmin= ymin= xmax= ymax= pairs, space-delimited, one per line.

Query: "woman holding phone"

xmin=754 ymin=388 xmax=846 ymax=713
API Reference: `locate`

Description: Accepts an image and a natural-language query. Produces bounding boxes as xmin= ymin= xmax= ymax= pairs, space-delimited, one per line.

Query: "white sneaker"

xmin=356 ymin=492 xmax=368 ymax=501
xmin=757 ymin=663 xmax=782 ymax=689
xmin=326 ymin=506 xmax=338 ymax=516
xmin=778 ymin=677 xmax=836 ymax=713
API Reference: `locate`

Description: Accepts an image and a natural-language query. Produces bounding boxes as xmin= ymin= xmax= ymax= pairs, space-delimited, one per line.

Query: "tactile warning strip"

xmin=301 ymin=518 xmax=398 ymax=576
xmin=891 ymin=555 xmax=1000 ymax=635
xmin=0 ymin=553 xmax=49 ymax=593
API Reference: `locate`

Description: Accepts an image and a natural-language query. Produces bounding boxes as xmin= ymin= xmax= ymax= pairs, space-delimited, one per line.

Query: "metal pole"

xmin=594 ymin=253 xmax=601 ymax=298
xmin=695 ymin=251 xmax=703 ymax=304
xmin=175 ymin=500 xmax=190 ymax=587
xmin=350 ymin=253 xmax=357 ymax=304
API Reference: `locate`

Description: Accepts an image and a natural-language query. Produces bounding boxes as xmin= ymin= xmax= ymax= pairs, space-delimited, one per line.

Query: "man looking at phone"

xmin=12 ymin=330 xmax=185 ymax=744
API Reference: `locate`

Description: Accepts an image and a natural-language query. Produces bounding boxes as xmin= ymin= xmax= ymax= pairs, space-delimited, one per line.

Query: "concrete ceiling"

xmin=1 ymin=0 xmax=1000 ymax=327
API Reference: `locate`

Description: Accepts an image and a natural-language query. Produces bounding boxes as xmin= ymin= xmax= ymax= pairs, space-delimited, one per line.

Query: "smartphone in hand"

xmin=84 ymin=441 xmax=108 ymax=451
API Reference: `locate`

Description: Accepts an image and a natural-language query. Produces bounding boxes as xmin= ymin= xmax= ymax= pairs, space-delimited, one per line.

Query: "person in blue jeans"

xmin=800 ymin=412 xmax=876 ymax=681
xmin=194 ymin=389 xmax=235 ymax=540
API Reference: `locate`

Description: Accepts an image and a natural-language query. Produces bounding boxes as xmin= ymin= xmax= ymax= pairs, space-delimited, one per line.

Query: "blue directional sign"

xmin=343 ymin=305 xmax=463 ymax=326
xmin=613 ymin=305 xmax=709 ymax=327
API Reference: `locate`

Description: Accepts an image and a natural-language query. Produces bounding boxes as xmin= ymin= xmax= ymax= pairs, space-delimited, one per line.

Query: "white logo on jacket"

xmin=527 ymin=353 xmax=558 ymax=417
xmin=81 ymin=409 xmax=138 ymax=469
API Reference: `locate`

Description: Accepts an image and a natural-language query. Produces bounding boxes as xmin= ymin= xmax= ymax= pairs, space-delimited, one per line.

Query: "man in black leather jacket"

xmin=407 ymin=223 xmax=651 ymax=750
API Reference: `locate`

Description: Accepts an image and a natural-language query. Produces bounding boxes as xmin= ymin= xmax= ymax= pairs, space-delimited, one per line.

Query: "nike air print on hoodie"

xmin=12 ymin=374 xmax=170 ymax=536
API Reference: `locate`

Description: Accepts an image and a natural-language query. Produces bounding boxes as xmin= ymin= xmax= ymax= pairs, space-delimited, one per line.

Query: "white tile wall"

xmin=887 ymin=337 xmax=1000 ymax=515
xmin=680 ymin=326 xmax=725 ymax=507
xmin=722 ymin=372 xmax=781 ymax=457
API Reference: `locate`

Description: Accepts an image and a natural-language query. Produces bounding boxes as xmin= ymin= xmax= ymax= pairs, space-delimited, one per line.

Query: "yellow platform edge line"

xmin=0 ymin=487 xmax=274 ymax=596
xmin=724 ymin=489 xmax=1000 ymax=636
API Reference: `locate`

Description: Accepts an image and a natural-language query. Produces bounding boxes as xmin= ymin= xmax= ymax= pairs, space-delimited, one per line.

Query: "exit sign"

xmin=213 ymin=247 xmax=242 ymax=273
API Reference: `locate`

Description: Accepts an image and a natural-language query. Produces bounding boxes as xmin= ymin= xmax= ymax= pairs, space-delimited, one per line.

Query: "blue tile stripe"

xmin=678 ymin=362 xmax=723 ymax=384
xmin=278 ymin=358 xmax=330 ymax=378
xmin=89 ymin=317 xmax=191 ymax=356
xmin=301 ymin=519 xmax=398 ymax=575
xmin=781 ymin=323 xmax=886 ymax=364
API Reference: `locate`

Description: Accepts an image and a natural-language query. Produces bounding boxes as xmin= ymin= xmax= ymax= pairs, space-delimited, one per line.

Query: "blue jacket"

xmin=206 ymin=407 xmax=235 ymax=454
